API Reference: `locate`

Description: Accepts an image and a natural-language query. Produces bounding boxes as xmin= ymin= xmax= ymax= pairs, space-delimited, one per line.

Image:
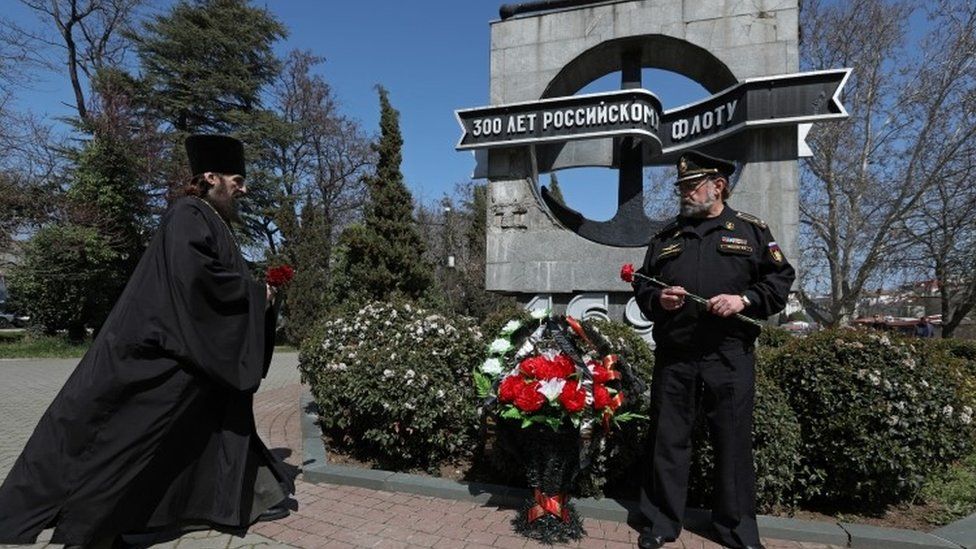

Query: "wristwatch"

xmin=740 ymin=294 xmax=751 ymax=308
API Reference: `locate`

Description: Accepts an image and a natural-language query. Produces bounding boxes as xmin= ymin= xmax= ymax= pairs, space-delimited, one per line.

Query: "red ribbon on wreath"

xmin=601 ymin=354 xmax=622 ymax=382
xmin=527 ymin=488 xmax=570 ymax=523
xmin=564 ymin=315 xmax=592 ymax=347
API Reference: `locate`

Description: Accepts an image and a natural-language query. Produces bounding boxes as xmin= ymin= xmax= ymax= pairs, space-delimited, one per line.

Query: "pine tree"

xmin=132 ymin=0 xmax=286 ymax=134
xmin=130 ymin=0 xmax=288 ymax=246
xmin=335 ymin=86 xmax=431 ymax=303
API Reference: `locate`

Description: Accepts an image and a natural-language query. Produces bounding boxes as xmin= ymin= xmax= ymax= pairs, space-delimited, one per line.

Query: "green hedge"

xmin=302 ymin=302 xmax=976 ymax=510
xmin=766 ymin=329 xmax=974 ymax=506
xmin=299 ymin=301 xmax=484 ymax=471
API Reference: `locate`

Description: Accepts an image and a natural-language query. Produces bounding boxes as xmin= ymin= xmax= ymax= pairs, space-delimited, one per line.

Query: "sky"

xmin=6 ymin=0 xmax=717 ymax=221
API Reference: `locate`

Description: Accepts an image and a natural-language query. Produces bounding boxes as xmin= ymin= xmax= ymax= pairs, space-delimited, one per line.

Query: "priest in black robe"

xmin=0 ymin=134 xmax=294 ymax=547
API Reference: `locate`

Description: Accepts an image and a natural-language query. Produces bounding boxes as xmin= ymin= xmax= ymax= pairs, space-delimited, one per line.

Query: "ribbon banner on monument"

xmin=456 ymin=89 xmax=665 ymax=154
xmin=456 ymin=68 xmax=850 ymax=157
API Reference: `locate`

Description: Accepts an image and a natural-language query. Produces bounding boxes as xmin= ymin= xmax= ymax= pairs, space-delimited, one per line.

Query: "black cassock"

xmin=0 ymin=197 xmax=293 ymax=545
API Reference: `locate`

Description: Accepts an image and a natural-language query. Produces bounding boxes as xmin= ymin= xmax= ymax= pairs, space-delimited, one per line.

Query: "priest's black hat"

xmin=675 ymin=150 xmax=735 ymax=184
xmin=185 ymin=134 xmax=246 ymax=178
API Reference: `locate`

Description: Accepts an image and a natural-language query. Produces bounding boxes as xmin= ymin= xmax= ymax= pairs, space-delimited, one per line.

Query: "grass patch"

xmin=921 ymin=449 xmax=976 ymax=525
xmin=0 ymin=332 xmax=90 ymax=359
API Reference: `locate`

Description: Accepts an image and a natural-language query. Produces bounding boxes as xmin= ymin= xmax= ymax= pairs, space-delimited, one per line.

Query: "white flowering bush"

xmin=767 ymin=329 xmax=974 ymax=506
xmin=299 ymin=301 xmax=484 ymax=470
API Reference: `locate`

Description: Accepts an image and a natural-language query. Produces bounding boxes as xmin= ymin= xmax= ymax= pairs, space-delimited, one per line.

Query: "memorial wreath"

xmin=474 ymin=311 xmax=647 ymax=543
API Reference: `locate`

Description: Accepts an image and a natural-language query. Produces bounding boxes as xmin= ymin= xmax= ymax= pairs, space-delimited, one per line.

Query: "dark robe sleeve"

xmin=162 ymin=203 xmax=268 ymax=393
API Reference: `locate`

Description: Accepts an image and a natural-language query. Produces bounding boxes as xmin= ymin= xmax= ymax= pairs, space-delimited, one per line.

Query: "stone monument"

xmin=456 ymin=0 xmax=848 ymax=340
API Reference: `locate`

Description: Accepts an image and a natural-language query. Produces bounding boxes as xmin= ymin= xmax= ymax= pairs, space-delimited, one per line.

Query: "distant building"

xmin=852 ymin=279 xmax=975 ymax=340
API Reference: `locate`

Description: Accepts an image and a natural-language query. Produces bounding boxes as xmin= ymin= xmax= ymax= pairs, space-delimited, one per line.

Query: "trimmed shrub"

xmin=922 ymin=338 xmax=976 ymax=417
xmin=574 ymin=319 xmax=655 ymax=498
xmin=687 ymin=369 xmax=802 ymax=512
xmin=759 ymin=325 xmax=793 ymax=349
xmin=479 ymin=303 xmax=533 ymax=341
xmin=299 ymin=301 xmax=483 ymax=470
xmin=766 ymin=329 xmax=974 ymax=506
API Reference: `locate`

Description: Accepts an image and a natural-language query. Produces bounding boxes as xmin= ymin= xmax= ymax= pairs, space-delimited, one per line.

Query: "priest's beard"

xmin=205 ymin=183 xmax=241 ymax=224
xmin=680 ymin=191 xmax=718 ymax=217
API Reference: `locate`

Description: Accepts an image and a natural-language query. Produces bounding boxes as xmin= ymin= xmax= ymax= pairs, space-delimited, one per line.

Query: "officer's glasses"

xmin=674 ymin=177 xmax=711 ymax=196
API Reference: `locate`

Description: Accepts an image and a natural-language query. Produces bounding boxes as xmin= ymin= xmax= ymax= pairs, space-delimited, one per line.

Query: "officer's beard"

xmin=680 ymin=193 xmax=718 ymax=217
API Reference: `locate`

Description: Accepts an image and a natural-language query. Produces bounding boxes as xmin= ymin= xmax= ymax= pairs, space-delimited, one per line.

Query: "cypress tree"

xmin=282 ymin=198 xmax=332 ymax=345
xmin=335 ymin=86 xmax=431 ymax=303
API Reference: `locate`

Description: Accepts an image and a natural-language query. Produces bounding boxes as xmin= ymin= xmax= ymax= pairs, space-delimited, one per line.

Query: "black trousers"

xmin=639 ymin=349 xmax=759 ymax=548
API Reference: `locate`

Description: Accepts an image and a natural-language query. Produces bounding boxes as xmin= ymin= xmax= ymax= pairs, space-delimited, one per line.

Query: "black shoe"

xmin=637 ymin=527 xmax=671 ymax=549
xmin=255 ymin=504 xmax=290 ymax=522
xmin=742 ymin=545 xmax=766 ymax=549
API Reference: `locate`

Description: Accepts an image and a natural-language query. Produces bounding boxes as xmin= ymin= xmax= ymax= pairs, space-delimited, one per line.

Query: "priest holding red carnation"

xmin=0 ymin=134 xmax=293 ymax=548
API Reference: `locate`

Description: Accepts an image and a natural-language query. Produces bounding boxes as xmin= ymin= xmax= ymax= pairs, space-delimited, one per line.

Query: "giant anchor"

xmin=456 ymin=61 xmax=850 ymax=247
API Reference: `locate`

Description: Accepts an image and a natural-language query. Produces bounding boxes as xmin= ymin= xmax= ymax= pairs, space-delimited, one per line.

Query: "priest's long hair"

xmin=169 ymin=174 xmax=208 ymax=201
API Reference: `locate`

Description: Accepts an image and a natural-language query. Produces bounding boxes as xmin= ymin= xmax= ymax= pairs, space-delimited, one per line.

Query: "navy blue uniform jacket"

xmin=634 ymin=205 xmax=795 ymax=358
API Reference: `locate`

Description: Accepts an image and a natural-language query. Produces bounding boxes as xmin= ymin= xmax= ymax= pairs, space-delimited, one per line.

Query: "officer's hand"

xmin=708 ymin=294 xmax=745 ymax=317
xmin=659 ymin=286 xmax=687 ymax=311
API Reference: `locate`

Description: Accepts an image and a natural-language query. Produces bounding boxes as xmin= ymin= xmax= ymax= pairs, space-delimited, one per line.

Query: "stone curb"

xmin=298 ymin=392 xmax=976 ymax=549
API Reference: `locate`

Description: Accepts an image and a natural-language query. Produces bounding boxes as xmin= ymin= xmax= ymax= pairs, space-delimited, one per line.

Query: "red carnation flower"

xmin=620 ymin=263 xmax=635 ymax=283
xmin=591 ymin=365 xmax=612 ymax=384
xmin=514 ymin=381 xmax=545 ymax=412
xmin=550 ymin=353 xmax=576 ymax=379
xmin=519 ymin=355 xmax=546 ymax=378
xmin=559 ymin=381 xmax=587 ymax=413
xmin=498 ymin=375 xmax=523 ymax=403
xmin=266 ymin=264 xmax=295 ymax=288
xmin=592 ymin=384 xmax=612 ymax=410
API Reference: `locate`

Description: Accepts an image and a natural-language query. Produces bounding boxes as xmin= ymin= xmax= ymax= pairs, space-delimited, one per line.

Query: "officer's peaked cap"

xmin=185 ymin=134 xmax=246 ymax=178
xmin=675 ymin=150 xmax=735 ymax=184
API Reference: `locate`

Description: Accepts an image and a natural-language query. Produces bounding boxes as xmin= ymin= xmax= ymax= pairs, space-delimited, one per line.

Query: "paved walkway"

xmin=0 ymin=354 xmax=842 ymax=549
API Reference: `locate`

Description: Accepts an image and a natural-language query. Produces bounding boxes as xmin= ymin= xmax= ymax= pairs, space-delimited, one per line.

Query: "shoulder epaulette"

xmin=735 ymin=211 xmax=767 ymax=229
xmin=654 ymin=219 xmax=680 ymax=238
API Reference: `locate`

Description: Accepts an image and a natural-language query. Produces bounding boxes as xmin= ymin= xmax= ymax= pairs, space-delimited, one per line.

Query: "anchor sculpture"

xmin=456 ymin=0 xmax=849 ymax=249
xmin=539 ymin=51 xmax=663 ymax=248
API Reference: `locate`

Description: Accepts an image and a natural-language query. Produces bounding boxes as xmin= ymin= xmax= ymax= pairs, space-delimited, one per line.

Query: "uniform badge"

xmin=719 ymin=242 xmax=753 ymax=254
xmin=721 ymin=236 xmax=749 ymax=246
xmin=768 ymin=241 xmax=784 ymax=263
xmin=724 ymin=221 xmax=735 ymax=231
xmin=657 ymin=243 xmax=682 ymax=259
